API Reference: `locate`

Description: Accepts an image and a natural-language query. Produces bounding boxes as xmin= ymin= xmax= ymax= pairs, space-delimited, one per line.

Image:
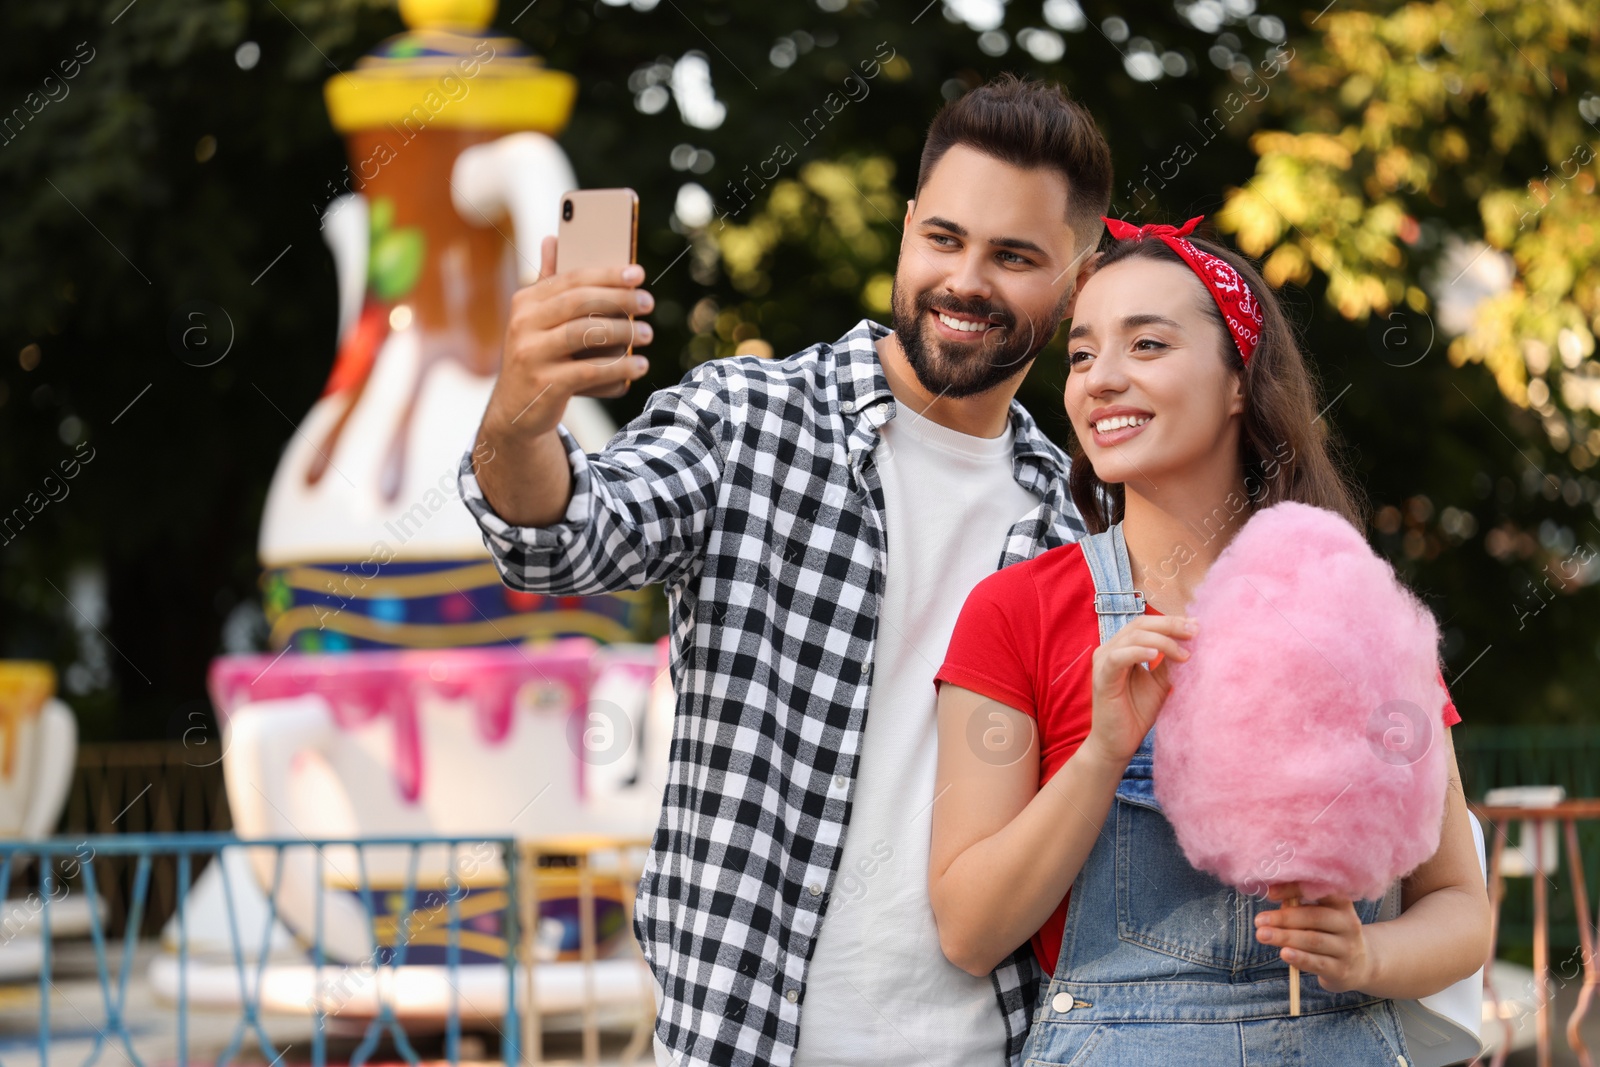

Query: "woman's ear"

xmin=1228 ymin=368 xmax=1247 ymax=416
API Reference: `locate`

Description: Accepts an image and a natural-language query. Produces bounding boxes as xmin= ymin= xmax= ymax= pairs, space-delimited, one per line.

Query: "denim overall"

xmin=1021 ymin=524 xmax=1415 ymax=1066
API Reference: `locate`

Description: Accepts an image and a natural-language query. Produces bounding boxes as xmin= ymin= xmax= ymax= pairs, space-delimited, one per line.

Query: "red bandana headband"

xmin=1101 ymin=215 xmax=1263 ymax=365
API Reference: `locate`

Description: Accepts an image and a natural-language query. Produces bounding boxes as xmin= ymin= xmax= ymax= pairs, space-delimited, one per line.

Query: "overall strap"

xmin=1079 ymin=523 xmax=1156 ymax=757
xmin=1079 ymin=523 xmax=1145 ymax=645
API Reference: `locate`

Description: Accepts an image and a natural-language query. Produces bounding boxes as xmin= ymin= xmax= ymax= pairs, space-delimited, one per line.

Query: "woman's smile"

xmin=1088 ymin=405 xmax=1154 ymax=448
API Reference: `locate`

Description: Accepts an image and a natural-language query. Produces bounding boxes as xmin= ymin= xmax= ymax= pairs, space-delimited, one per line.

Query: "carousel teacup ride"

xmin=149 ymin=640 xmax=669 ymax=1027
xmin=0 ymin=662 xmax=103 ymax=981
xmin=148 ymin=0 xmax=673 ymax=1030
xmin=0 ymin=664 xmax=76 ymax=844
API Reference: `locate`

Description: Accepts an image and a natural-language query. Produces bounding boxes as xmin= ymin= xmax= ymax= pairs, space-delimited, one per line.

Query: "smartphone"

xmin=557 ymin=188 xmax=638 ymax=274
xmin=556 ymin=189 xmax=640 ymax=396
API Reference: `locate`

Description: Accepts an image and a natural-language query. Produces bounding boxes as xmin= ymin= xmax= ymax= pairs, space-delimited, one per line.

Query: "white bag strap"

xmin=1382 ymin=809 xmax=1487 ymax=1065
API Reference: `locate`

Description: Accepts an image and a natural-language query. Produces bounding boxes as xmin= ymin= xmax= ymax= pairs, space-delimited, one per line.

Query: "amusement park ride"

xmin=3 ymin=0 xmax=672 ymax=1060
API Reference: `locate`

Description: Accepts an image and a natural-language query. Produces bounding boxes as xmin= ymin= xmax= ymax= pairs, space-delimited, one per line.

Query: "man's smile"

xmin=929 ymin=305 xmax=1006 ymax=342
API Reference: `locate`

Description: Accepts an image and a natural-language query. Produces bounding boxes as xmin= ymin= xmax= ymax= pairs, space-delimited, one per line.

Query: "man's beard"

xmin=890 ymin=278 xmax=1070 ymax=400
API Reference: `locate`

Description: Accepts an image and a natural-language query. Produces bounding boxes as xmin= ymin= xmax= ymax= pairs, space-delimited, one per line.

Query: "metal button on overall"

xmin=1052 ymin=992 xmax=1075 ymax=1013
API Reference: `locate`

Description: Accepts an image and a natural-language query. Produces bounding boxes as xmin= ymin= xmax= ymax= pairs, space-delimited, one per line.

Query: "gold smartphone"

xmin=557 ymin=188 xmax=638 ymax=273
xmin=556 ymin=188 xmax=640 ymax=396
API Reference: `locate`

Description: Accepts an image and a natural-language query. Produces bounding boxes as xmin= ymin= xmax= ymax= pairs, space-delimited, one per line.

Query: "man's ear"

xmin=1059 ymin=249 xmax=1103 ymax=322
xmin=903 ymin=198 xmax=915 ymax=231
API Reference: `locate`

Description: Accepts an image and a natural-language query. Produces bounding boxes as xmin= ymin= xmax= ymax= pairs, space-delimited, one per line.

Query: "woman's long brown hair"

xmin=1066 ymin=233 xmax=1367 ymax=534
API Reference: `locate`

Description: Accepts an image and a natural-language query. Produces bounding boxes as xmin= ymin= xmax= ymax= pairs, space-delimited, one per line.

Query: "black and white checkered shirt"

xmin=458 ymin=318 xmax=1086 ymax=1066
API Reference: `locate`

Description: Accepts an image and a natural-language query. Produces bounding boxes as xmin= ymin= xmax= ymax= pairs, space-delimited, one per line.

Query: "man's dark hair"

xmin=916 ymin=73 xmax=1113 ymax=255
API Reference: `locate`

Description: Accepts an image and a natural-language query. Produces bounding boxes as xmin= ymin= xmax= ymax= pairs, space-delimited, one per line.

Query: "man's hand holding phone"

xmin=473 ymin=233 xmax=652 ymax=527
xmin=484 ymin=234 xmax=652 ymax=438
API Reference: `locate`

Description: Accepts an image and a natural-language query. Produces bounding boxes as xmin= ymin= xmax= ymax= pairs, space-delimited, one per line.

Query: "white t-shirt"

xmin=790 ymin=408 xmax=1040 ymax=1066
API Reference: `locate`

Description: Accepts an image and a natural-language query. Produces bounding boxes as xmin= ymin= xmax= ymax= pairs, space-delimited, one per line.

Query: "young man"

xmin=459 ymin=74 xmax=1112 ymax=1066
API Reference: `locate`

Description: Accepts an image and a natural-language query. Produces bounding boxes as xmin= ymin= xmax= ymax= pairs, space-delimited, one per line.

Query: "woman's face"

xmin=1063 ymin=256 xmax=1246 ymax=491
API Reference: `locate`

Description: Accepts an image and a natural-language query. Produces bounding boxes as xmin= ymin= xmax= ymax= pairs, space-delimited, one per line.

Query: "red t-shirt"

xmin=934 ymin=541 xmax=1462 ymax=976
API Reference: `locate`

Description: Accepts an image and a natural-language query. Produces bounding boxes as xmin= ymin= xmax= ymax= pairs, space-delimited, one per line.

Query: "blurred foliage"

xmin=0 ymin=0 xmax=1595 ymax=744
xmin=691 ymin=156 xmax=903 ymax=363
xmin=1220 ymin=1 xmax=1600 ymax=425
xmin=1215 ymin=0 xmax=1600 ymax=726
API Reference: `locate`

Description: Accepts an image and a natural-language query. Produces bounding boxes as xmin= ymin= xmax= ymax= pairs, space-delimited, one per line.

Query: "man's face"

xmin=891 ymin=144 xmax=1084 ymax=399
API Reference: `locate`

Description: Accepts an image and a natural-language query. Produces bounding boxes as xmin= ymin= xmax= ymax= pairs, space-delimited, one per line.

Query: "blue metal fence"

xmin=0 ymin=834 xmax=523 ymax=1067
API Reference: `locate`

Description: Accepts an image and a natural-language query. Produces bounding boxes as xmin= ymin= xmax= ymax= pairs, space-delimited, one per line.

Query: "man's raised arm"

xmin=462 ymin=234 xmax=726 ymax=595
xmin=473 ymin=234 xmax=653 ymax=527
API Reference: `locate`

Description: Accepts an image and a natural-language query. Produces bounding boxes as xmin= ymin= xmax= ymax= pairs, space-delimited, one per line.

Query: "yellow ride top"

xmin=324 ymin=0 xmax=576 ymax=134
xmin=0 ymin=661 xmax=54 ymax=779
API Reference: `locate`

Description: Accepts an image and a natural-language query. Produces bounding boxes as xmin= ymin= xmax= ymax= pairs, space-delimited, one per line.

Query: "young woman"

xmin=927 ymin=217 xmax=1492 ymax=1063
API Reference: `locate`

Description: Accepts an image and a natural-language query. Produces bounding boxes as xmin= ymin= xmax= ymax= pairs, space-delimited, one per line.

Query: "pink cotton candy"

xmin=1153 ymin=501 xmax=1449 ymax=903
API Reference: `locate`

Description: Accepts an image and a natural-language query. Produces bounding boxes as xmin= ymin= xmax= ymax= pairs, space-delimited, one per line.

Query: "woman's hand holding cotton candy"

xmin=1082 ymin=614 xmax=1199 ymax=767
xmin=1254 ymin=883 xmax=1375 ymax=994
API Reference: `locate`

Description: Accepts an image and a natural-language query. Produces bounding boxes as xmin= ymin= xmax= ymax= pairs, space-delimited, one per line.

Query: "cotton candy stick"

xmin=1152 ymin=502 xmax=1451 ymax=1018
xmin=1285 ymin=892 xmax=1301 ymax=1016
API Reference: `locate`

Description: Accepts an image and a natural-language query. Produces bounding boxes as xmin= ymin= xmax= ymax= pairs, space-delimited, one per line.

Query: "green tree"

xmin=1217 ymin=0 xmax=1600 ymax=723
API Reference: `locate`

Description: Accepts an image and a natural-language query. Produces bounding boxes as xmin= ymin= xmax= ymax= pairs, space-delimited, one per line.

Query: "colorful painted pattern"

xmin=363 ymin=29 xmax=536 ymax=65
xmin=346 ymin=866 xmax=627 ymax=966
xmin=262 ymin=558 xmax=649 ymax=651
